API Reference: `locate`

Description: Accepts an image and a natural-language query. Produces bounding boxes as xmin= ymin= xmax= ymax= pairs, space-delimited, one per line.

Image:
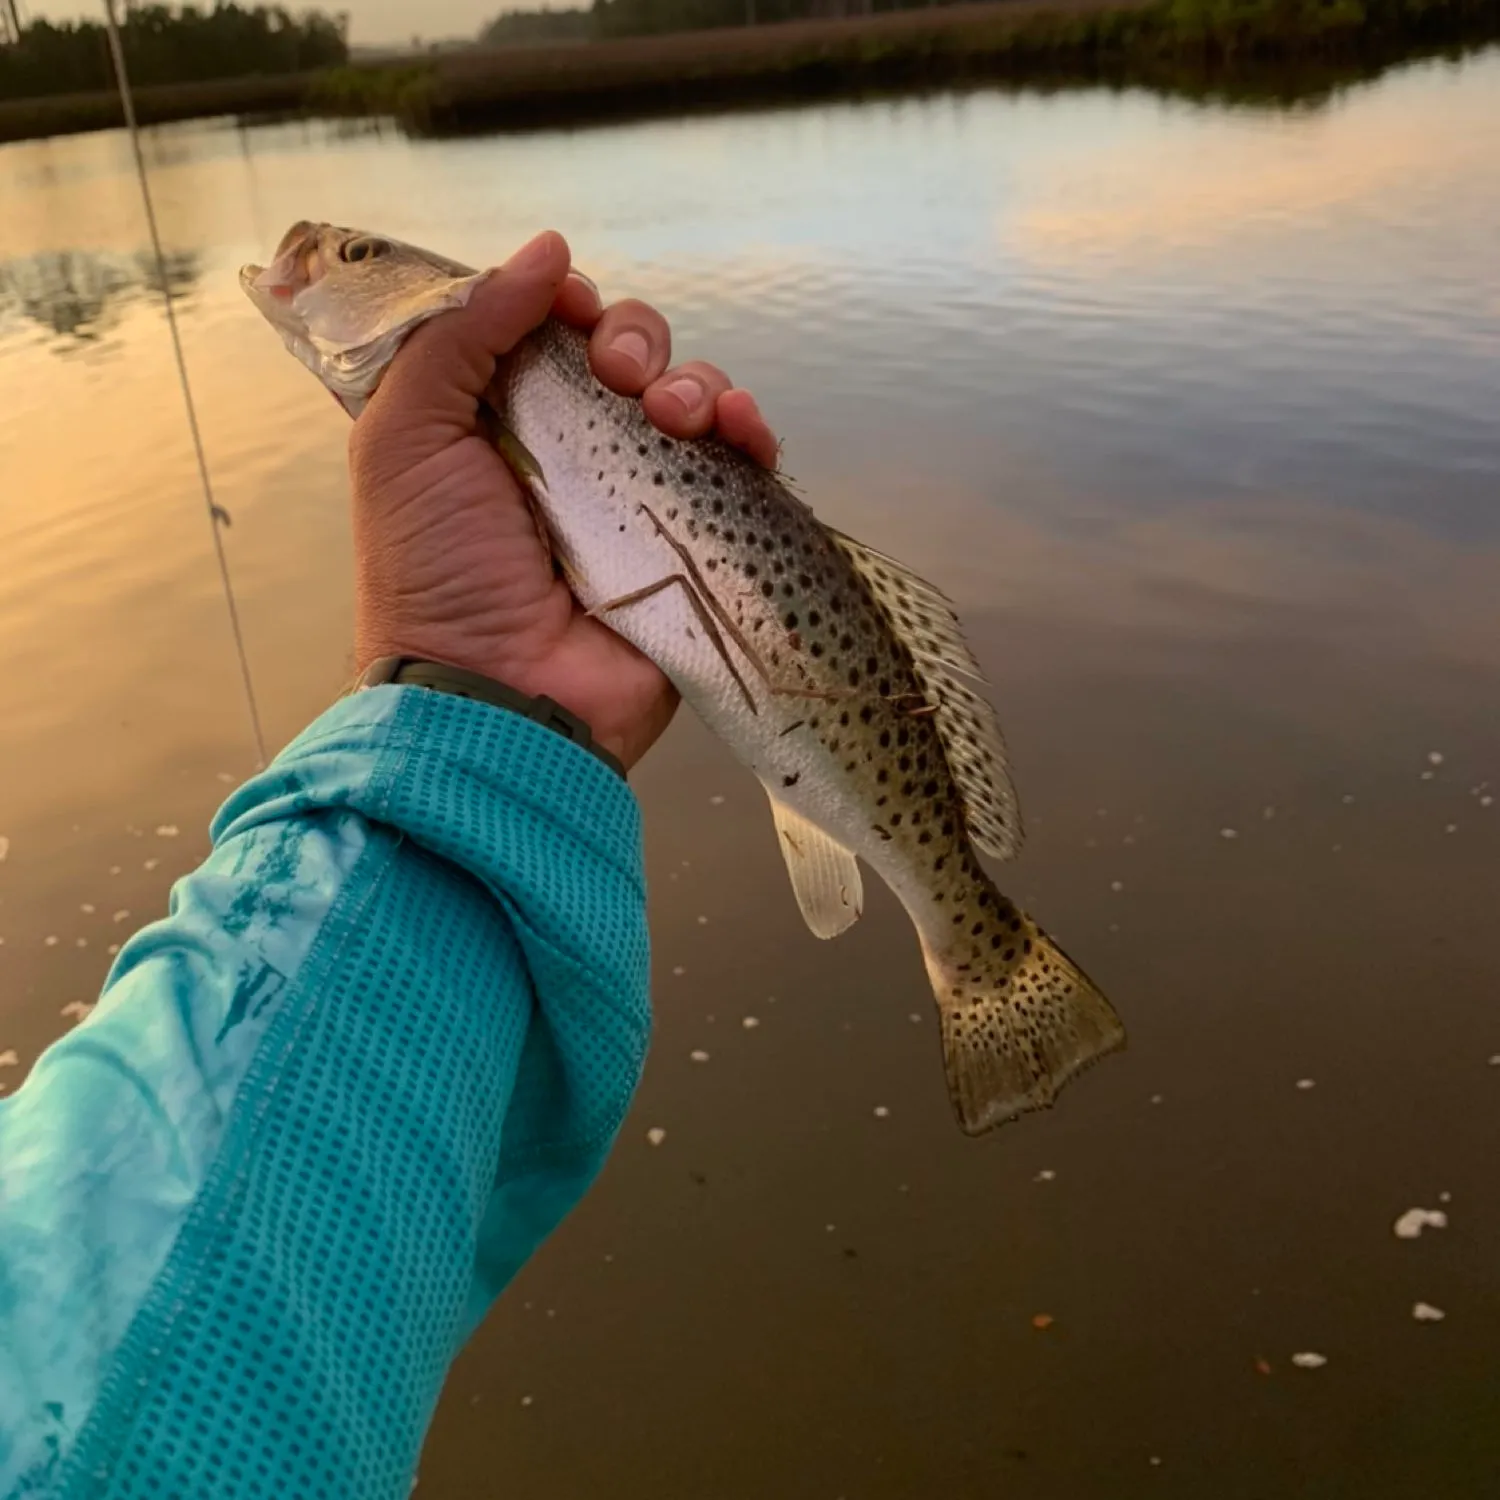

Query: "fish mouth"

xmin=239 ymin=219 xmax=337 ymax=312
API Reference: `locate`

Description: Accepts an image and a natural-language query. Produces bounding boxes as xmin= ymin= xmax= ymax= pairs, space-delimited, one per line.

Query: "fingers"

xmin=364 ymin=230 xmax=571 ymax=440
xmin=641 ymin=360 xmax=733 ymax=440
xmin=552 ymin=270 xmax=602 ymax=329
xmin=588 ymin=298 xmax=671 ymax=395
xmin=572 ymin=281 xmax=782 ymax=468
xmin=714 ymin=387 xmax=780 ymax=470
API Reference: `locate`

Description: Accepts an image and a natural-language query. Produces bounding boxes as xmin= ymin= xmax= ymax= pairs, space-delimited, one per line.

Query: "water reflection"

xmin=0 ymin=248 xmax=199 ymax=347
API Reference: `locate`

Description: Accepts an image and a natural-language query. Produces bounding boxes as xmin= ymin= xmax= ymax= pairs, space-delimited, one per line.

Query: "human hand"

xmin=348 ymin=230 xmax=779 ymax=770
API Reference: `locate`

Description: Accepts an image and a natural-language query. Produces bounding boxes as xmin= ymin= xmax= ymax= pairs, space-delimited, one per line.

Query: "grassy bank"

xmin=1 ymin=0 xmax=1496 ymax=145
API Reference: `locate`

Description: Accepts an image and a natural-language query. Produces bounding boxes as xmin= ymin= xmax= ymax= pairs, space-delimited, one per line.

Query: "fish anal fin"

xmin=765 ymin=790 xmax=863 ymax=939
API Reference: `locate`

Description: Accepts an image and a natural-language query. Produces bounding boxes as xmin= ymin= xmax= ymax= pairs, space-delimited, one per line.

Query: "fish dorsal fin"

xmin=765 ymin=790 xmax=864 ymax=939
xmin=825 ymin=528 xmax=1022 ymax=860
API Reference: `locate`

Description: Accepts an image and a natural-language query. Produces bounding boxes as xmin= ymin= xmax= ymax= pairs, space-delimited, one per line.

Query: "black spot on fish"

xmin=653 ymin=473 xmax=665 ymax=486
xmin=782 ymin=772 xmax=800 ymax=788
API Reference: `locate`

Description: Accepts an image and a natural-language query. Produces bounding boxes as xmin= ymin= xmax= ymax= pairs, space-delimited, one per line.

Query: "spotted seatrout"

xmin=242 ymin=222 xmax=1125 ymax=1134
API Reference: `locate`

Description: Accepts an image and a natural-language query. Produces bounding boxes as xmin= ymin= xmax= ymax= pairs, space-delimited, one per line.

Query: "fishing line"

xmin=101 ymin=0 xmax=268 ymax=767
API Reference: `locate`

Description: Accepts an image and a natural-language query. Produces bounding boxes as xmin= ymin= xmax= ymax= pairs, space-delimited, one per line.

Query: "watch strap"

xmin=357 ymin=655 xmax=626 ymax=780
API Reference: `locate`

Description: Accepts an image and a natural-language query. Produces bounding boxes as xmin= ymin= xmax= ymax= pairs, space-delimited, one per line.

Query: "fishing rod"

xmin=100 ymin=0 xmax=268 ymax=768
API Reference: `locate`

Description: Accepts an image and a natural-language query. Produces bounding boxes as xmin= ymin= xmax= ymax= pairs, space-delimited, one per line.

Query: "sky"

xmin=21 ymin=0 xmax=507 ymax=46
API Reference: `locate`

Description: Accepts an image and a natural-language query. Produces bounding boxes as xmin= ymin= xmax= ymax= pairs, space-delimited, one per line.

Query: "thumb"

xmin=361 ymin=229 xmax=571 ymax=440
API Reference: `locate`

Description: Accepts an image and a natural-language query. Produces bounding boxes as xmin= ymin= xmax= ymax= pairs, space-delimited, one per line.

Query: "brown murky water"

xmin=2 ymin=52 xmax=1499 ymax=1497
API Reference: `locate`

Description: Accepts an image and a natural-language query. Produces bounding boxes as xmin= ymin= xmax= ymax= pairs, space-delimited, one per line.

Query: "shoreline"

xmin=1 ymin=0 xmax=1496 ymax=145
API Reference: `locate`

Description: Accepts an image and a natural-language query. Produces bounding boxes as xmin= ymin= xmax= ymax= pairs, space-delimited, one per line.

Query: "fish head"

xmin=240 ymin=220 xmax=483 ymax=415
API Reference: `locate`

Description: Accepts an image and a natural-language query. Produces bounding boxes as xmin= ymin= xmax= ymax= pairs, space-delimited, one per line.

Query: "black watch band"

xmin=356 ymin=655 xmax=626 ymax=780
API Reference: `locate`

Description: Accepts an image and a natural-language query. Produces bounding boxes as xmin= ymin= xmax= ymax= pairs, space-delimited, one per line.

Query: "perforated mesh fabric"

xmin=34 ymin=688 xmax=648 ymax=1499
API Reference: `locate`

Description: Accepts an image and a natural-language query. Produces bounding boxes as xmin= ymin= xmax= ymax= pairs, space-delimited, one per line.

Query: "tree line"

xmin=483 ymin=0 xmax=955 ymax=47
xmin=0 ymin=4 xmax=348 ymax=102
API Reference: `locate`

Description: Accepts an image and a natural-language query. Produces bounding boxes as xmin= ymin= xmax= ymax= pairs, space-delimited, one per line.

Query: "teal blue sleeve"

xmin=0 ymin=686 xmax=651 ymax=1500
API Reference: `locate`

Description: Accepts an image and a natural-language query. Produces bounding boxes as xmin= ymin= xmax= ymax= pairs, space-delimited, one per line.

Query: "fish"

xmin=241 ymin=221 xmax=1125 ymax=1134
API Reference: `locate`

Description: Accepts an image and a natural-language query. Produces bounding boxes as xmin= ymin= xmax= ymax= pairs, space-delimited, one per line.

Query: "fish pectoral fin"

xmin=485 ymin=411 xmax=549 ymax=499
xmin=765 ymin=790 xmax=863 ymax=940
xmin=479 ymin=402 xmax=571 ymax=579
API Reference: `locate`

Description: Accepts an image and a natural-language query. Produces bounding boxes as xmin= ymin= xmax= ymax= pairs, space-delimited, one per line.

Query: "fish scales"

xmin=241 ymin=223 xmax=1126 ymax=1133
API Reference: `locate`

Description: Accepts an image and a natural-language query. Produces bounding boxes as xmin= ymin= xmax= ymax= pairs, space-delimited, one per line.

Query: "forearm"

xmin=0 ymin=687 xmax=650 ymax=1498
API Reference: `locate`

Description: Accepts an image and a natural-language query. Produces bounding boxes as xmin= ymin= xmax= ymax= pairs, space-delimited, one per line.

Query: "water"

xmin=3 ymin=53 xmax=1499 ymax=1497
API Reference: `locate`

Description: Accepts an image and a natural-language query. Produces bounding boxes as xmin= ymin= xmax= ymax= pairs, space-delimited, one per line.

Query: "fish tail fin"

xmin=921 ymin=887 xmax=1125 ymax=1136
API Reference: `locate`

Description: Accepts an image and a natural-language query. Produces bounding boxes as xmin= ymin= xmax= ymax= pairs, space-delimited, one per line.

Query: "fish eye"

xmin=340 ymin=237 xmax=390 ymax=264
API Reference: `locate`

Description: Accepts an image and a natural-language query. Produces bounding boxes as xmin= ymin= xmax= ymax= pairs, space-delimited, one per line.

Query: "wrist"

xmin=353 ymin=654 xmax=627 ymax=780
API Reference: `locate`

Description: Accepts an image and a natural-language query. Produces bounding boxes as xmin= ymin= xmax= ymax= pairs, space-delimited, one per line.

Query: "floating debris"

xmin=1489 ymin=1056 xmax=1500 ymax=1067
xmin=1219 ymin=827 xmax=1239 ymax=841
xmin=80 ymin=903 xmax=95 ymax=914
xmin=1031 ymin=1314 xmax=1054 ymax=1330
xmin=155 ymin=825 xmax=180 ymax=839
xmin=1254 ymin=1358 xmax=1273 ymax=1376
xmin=671 ymin=965 xmax=686 ymax=977
xmin=909 ymin=1012 xmax=922 ymax=1024
xmin=1393 ymin=1208 xmax=1447 ymax=1239
xmin=74 ymin=938 xmax=87 ymax=949
xmin=143 ymin=859 xmax=160 ymax=871
xmin=1149 ymin=1456 xmax=1162 ymax=1467
xmin=689 ymin=1050 xmax=710 ymax=1063
xmin=1291 ymin=1352 xmax=1327 ymax=1369
xmin=1341 ymin=794 xmax=1355 ymax=805
xmin=0 ymin=836 xmax=8 ymax=862
xmin=1150 ymin=1093 xmax=1164 ymax=1104
xmin=1110 ymin=880 xmax=1125 ymax=893
xmin=1428 ymin=751 xmax=1444 ymax=766
xmin=1034 ymin=1169 xmax=1056 ymax=1182
xmin=709 ymin=795 xmax=725 ymax=806
xmin=646 ymin=1126 xmax=666 ymax=1146
xmin=1412 ymin=1302 xmax=1446 ymax=1322
xmin=1439 ymin=1191 xmax=1452 ymax=1203
xmin=0 ymin=1050 xmax=17 ymax=1068
xmin=1296 ymin=1078 xmax=1316 ymax=1091
xmin=44 ymin=936 xmax=58 ymax=947
xmin=108 ymin=865 xmax=121 ymax=876
xmin=59 ymin=1002 xmax=93 ymax=1022
xmin=112 ymin=910 xmax=130 ymax=923
xmin=696 ymin=915 xmax=709 ymax=925
xmin=873 ymin=1105 xmax=890 ymax=1118
xmin=216 ymin=771 xmax=236 ymax=784
xmin=107 ymin=944 xmax=120 ymax=956
xmin=742 ymin=1015 xmax=760 ymax=1030
xmin=1483 ymin=796 xmax=1495 ymax=808
xmin=519 ymin=1395 xmax=533 ymax=1408
xmin=1262 ymin=805 xmax=1276 ymax=820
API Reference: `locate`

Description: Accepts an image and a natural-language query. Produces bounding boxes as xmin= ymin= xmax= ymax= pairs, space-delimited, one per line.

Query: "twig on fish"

xmin=589 ymin=572 xmax=758 ymax=714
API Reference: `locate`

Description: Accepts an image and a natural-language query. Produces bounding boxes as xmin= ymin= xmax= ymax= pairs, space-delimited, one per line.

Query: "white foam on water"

xmin=1393 ymin=1208 xmax=1447 ymax=1239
